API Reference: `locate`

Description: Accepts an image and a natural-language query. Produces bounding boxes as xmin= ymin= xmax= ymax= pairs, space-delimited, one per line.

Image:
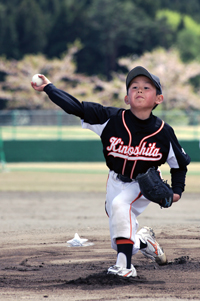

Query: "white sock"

xmin=116 ymin=252 xmax=127 ymax=268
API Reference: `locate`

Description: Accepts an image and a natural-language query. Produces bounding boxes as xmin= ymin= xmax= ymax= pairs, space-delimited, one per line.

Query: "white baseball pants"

xmin=105 ymin=170 xmax=151 ymax=255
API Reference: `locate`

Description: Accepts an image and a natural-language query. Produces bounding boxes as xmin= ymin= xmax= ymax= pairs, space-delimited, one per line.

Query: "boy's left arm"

xmin=170 ymin=166 xmax=188 ymax=203
xmin=165 ymin=126 xmax=191 ymax=203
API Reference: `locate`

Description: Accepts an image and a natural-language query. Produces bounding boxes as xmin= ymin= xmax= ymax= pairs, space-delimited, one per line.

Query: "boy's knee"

xmin=111 ymin=197 xmax=124 ymax=215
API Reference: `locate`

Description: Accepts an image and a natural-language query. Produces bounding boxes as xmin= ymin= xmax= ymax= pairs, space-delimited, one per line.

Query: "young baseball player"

xmin=31 ymin=66 xmax=190 ymax=277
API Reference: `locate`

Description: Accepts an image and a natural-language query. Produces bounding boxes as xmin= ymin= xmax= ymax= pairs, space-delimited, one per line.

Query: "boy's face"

xmin=124 ymin=75 xmax=163 ymax=118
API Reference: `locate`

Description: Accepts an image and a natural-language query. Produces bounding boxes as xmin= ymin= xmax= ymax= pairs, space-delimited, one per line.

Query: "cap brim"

xmin=126 ymin=66 xmax=161 ymax=93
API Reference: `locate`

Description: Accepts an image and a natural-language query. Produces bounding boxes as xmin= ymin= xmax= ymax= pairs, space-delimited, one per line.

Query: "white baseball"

xmin=32 ymin=74 xmax=43 ymax=86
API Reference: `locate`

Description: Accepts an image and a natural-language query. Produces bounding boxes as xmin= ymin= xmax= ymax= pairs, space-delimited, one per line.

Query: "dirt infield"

xmin=0 ymin=191 xmax=200 ymax=300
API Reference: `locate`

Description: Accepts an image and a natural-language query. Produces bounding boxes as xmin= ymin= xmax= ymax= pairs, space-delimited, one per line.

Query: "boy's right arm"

xmin=31 ymin=75 xmax=84 ymax=119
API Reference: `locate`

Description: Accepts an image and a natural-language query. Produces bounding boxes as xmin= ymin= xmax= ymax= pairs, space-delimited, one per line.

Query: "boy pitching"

xmin=31 ymin=66 xmax=190 ymax=277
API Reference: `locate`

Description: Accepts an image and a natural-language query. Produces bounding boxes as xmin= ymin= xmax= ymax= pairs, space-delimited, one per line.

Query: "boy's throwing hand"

xmin=31 ymin=74 xmax=51 ymax=92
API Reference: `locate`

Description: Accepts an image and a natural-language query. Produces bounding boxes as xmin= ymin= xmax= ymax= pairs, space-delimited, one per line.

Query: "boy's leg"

xmin=106 ymin=171 xmax=150 ymax=276
xmin=116 ymin=238 xmax=133 ymax=268
xmin=107 ymin=237 xmax=136 ymax=277
xmin=106 ymin=172 xmax=150 ymax=247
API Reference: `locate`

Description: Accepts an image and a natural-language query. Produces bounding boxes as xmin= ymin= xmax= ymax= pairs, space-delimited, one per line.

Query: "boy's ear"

xmin=124 ymin=95 xmax=129 ymax=105
xmin=155 ymin=94 xmax=164 ymax=105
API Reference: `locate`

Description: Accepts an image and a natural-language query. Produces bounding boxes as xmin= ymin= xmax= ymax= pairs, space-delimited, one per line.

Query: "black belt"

xmin=117 ymin=174 xmax=133 ymax=183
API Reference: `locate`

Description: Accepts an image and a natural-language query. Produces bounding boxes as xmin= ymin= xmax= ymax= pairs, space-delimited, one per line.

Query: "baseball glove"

xmin=136 ymin=167 xmax=173 ymax=208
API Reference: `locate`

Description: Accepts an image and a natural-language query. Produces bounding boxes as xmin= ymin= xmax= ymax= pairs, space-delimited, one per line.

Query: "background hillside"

xmin=0 ymin=0 xmax=200 ymax=111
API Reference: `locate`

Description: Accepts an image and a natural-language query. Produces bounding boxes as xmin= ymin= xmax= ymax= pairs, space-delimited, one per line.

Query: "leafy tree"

xmin=131 ymin=0 xmax=160 ymax=18
xmin=177 ymin=29 xmax=200 ymax=62
xmin=75 ymin=0 xmax=171 ymax=78
xmin=160 ymin=0 xmax=200 ymax=23
xmin=45 ymin=0 xmax=89 ymax=58
xmin=38 ymin=0 xmax=61 ymax=14
xmin=157 ymin=10 xmax=200 ymax=62
xmin=156 ymin=10 xmax=182 ymax=31
xmin=15 ymin=0 xmax=48 ymax=57
xmin=1 ymin=0 xmax=200 ymax=78
xmin=0 ymin=3 xmax=19 ymax=58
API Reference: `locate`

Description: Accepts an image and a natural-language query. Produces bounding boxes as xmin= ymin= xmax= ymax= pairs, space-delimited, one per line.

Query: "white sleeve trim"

xmin=81 ymin=119 xmax=109 ymax=136
xmin=167 ymin=142 xmax=179 ymax=168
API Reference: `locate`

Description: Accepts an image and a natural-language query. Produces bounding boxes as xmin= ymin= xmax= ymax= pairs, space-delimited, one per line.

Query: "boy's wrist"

xmin=173 ymin=193 xmax=181 ymax=202
xmin=172 ymin=187 xmax=182 ymax=197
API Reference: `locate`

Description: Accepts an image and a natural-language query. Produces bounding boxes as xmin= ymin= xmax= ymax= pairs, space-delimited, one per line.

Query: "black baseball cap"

xmin=126 ymin=66 xmax=162 ymax=95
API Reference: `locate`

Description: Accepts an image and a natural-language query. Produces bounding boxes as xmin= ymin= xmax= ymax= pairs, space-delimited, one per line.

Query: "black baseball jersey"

xmin=44 ymin=84 xmax=191 ymax=196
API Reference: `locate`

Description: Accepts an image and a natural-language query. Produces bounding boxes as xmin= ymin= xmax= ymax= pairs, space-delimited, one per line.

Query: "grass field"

xmin=1 ymin=125 xmax=200 ymax=140
xmin=0 ymin=162 xmax=199 ymax=193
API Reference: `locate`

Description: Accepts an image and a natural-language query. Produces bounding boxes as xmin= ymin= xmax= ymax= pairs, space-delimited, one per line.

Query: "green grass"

xmin=1 ymin=126 xmax=97 ymax=140
xmin=1 ymin=125 xmax=200 ymax=140
xmin=0 ymin=162 xmax=199 ymax=193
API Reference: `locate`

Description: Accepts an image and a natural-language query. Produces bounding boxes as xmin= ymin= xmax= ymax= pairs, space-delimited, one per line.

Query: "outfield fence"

xmin=0 ymin=109 xmax=200 ymax=140
xmin=0 ymin=110 xmax=200 ymax=163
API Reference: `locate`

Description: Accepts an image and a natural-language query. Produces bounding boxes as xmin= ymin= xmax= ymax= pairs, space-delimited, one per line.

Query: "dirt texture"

xmin=0 ymin=191 xmax=200 ymax=300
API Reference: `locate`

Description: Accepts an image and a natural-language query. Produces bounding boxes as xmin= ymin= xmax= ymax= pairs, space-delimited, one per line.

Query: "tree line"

xmin=1 ymin=0 xmax=200 ymax=78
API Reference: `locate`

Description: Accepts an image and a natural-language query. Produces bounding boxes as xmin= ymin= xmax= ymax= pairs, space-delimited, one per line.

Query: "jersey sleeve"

xmin=44 ymin=84 xmax=84 ymax=118
xmin=44 ymin=83 xmax=121 ymax=137
xmin=81 ymin=101 xmax=121 ymax=136
xmin=165 ymin=125 xmax=190 ymax=196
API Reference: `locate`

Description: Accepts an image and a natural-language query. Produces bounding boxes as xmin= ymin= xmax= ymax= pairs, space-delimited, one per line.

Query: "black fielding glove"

xmin=136 ymin=167 xmax=173 ymax=208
